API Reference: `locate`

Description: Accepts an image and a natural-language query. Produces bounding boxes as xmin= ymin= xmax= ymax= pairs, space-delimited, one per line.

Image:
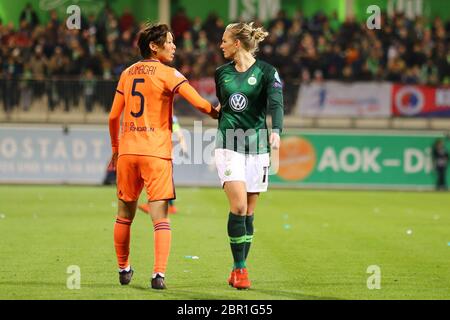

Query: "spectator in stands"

xmin=15 ymin=20 xmax=32 ymax=48
xmin=197 ymin=30 xmax=209 ymax=52
xmin=119 ymin=8 xmax=135 ymax=33
xmin=2 ymin=49 xmax=22 ymax=112
xmin=20 ymin=3 xmax=39 ymax=29
xmin=270 ymin=20 xmax=287 ymax=44
xmin=402 ymin=66 xmax=420 ymax=84
xmin=269 ymin=10 xmax=292 ymax=32
xmin=29 ymin=45 xmax=47 ymax=79
xmin=171 ymin=7 xmax=191 ymax=46
xmin=47 ymin=10 xmax=60 ymax=46
xmin=20 ymin=63 xmax=33 ymax=111
xmin=190 ymin=16 xmax=203 ymax=43
xmin=313 ymin=69 xmax=324 ymax=83
xmin=357 ymin=61 xmax=373 ymax=81
xmin=181 ymin=31 xmax=193 ymax=52
xmin=301 ymin=68 xmax=311 ymax=84
xmin=83 ymin=69 xmax=96 ymax=112
xmin=420 ymin=58 xmax=439 ymax=85
xmin=202 ymin=12 xmax=223 ymax=45
xmin=84 ymin=14 xmax=98 ymax=37
xmin=29 ymin=45 xmax=47 ymax=100
xmin=47 ymin=46 xmax=69 ymax=111
xmin=386 ymin=56 xmax=406 ymax=82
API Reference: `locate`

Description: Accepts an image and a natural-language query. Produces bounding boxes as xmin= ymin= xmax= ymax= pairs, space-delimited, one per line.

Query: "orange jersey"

xmin=109 ymin=59 xmax=214 ymax=159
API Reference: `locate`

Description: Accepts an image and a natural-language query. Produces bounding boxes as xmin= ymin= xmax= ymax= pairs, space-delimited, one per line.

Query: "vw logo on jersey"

xmin=229 ymin=93 xmax=248 ymax=112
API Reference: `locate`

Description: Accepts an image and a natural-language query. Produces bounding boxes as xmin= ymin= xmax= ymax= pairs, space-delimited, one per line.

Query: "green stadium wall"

xmin=1 ymin=0 xmax=448 ymax=29
xmin=353 ymin=0 xmax=450 ymax=22
xmin=171 ymin=0 xmax=346 ymax=24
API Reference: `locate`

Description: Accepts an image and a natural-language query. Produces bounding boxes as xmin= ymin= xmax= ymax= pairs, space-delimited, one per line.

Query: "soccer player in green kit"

xmin=214 ymin=22 xmax=284 ymax=289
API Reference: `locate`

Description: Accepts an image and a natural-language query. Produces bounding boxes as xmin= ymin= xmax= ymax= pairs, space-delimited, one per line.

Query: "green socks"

xmin=244 ymin=214 xmax=254 ymax=260
xmin=228 ymin=213 xmax=256 ymax=269
xmin=227 ymin=212 xmax=246 ymax=269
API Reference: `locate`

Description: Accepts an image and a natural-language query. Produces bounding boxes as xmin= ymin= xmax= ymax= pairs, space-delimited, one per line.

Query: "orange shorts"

xmin=116 ymin=154 xmax=175 ymax=202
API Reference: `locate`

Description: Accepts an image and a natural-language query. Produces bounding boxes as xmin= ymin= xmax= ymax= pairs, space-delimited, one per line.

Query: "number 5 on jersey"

xmin=131 ymin=78 xmax=145 ymax=118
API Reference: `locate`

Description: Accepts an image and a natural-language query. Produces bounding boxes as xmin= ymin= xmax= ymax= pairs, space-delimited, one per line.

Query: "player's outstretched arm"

xmin=177 ymin=82 xmax=220 ymax=119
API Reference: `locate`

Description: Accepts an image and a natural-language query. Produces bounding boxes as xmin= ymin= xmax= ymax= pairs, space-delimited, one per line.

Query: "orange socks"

xmin=114 ymin=216 xmax=132 ymax=269
xmin=114 ymin=216 xmax=171 ymax=275
xmin=153 ymin=218 xmax=171 ymax=275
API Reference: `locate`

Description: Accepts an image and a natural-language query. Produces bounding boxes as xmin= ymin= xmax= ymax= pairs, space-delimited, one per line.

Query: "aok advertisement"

xmin=272 ymin=131 xmax=449 ymax=189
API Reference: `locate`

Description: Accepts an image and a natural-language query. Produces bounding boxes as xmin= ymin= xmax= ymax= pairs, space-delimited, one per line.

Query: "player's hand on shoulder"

xmin=210 ymin=103 xmax=221 ymax=119
xmin=215 ymin=102 xmax=221 ymax=113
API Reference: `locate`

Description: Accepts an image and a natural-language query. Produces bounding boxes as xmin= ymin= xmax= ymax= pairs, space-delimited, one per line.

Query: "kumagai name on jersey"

xmin=214 ymin=59 xmax=284 ymax=154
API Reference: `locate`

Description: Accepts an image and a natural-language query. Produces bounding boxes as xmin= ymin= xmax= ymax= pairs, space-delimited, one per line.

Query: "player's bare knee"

xmin=246 ymin=206 xmax=256 ymax=215
xmin=150 ymin=211 xmax=168 ymax=221
xmin=149 ymin=200 xmax=169 ymax=220
xmin=232 ymin=203 xmax=247 ymax=215
xmin=117 ymin=210 xmax=134 ymax=221
xmin=117 ymin=200 xmax=136 ymax=220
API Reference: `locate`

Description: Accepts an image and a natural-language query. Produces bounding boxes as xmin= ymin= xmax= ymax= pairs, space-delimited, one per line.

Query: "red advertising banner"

xmin=392 ymin=84 xmax=450 ymax=117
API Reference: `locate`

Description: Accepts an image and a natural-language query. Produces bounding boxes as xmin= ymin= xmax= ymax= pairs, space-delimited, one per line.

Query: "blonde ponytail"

xmin=226 ymin=22 xmax=269 ymax=55
xmin=249 ymin=22 xmax=269 ymax=43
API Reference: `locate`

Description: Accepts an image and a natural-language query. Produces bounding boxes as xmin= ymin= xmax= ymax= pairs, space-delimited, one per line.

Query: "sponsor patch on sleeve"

xmin=273 ymin=70 xmax=282 ymax=88
xmin=273 ymin=81 xmax=283 ymax=88
xmin=274 ymin=70 xmax=281 ymax=83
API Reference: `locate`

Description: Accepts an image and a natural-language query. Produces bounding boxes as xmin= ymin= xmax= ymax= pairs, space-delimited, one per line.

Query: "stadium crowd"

xmin=1 ymin=3 xmax=449 ymax=113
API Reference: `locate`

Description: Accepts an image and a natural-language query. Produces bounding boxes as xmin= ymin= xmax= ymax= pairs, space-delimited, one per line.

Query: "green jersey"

xmin=215 ymin=59 xmax=284 ymax=154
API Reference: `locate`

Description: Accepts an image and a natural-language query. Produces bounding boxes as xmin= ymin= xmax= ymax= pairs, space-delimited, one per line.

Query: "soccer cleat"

xmin=168 ymin=205 xmax=178 ymax=214
xmin=233 ymin=268 xmax=251 ymax=290
xmin=228 ymin=269 xmax=236 ymax=287
xmin=119 ymin=268 xmax=134 ymax=285
xmin=151 ymin=274 xmax=167 ymax=290
xmin=138 ymin=203 xmax=150 ymax=214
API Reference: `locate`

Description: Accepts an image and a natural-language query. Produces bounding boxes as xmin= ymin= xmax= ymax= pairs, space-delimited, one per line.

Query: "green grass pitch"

xmin=0 ymin=185 xmax=449 ymax=300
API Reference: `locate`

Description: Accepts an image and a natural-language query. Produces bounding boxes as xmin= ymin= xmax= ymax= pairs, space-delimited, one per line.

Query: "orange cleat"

xmin=228 ymin=269 xmax=236 ymax=287
xmin=168 ymin=205 xmax=178 ymax=214
xmin=233 ymin=268 xmax=251 ymax=290
xmin=138 ymin=203 xmax=150 ymax=214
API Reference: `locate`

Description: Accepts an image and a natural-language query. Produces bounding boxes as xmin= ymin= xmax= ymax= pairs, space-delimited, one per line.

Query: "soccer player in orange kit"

xmin=138 ymin=115 xmax=187 ymax=215
xmin=108 ymin=23 xmax=219 ymax=289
